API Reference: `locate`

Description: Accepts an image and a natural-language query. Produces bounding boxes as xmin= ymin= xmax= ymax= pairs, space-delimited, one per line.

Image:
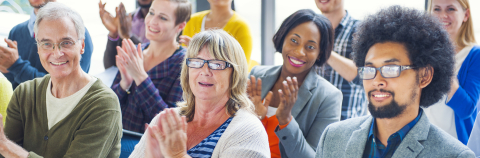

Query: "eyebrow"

xmin=293 ymin=33 xmax=318 ymax=44
xmin=39 ymin=37 xmax=74 ymax=42
xmin=364 ymin=58 xmax=400 ymax=66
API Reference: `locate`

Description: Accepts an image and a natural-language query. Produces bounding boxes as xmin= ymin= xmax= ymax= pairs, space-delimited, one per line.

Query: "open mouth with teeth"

xmin=199 ymin=82 xmax=214 ymax=87
xmin=51 ymin=61 xmax=68 ymax=66
xmin=288 ymin=56 xmax=306 ymax=67
xmin=148 ymin=26 xmax=160 ymax=33
xmin=371 ymin=92 xmax=392 ymax=102
xmin=319 ymin=0 xmax=329 ymax=3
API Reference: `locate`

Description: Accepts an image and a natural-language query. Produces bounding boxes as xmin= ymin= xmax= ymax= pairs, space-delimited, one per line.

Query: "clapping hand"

xmin=98 ymin=0 xmax=118 ymax=38
xmin=116 ymin=3 xmax=133 ymax=39
xmin=116 ymin=39 xmax=148 ymax=90
xmin=0 ymin=38 xmax=19 ymax=73
xmin=179 ymin=35 xmax=192 ymax=47
xmin=145 ymin=109 xmax=189 ymax=158
xmin=276 ymin=76 xmax=299 ymax=126
xmin=247 ymin=75 xmax=273 ymax=120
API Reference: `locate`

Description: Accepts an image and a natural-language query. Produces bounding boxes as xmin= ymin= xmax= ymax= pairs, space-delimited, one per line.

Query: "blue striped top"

xmin=187 ymin=117 xmax=233 ymax=158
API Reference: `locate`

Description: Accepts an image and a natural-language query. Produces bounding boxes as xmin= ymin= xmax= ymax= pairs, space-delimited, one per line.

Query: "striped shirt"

xmin=362 ymin=109 xmax=423 ymax=158
xmin=316 ymin=11 xmax=367 ymax=120
xmin=187 ymin=117 xmax=233 ymax=158
xmin=111 ymin=46 xmax=185 ymax=133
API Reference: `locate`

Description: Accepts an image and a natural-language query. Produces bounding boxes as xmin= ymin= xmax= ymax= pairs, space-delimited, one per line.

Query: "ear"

xmin=464 ymin=8 xmax=470 ymax=22
xmin=418 ymin=65 xmax=434 ymax=88
xmin=177 ymin=21 xmax=186 ymax=33
xmin=80 ymin=39 xmax=85 ymax=54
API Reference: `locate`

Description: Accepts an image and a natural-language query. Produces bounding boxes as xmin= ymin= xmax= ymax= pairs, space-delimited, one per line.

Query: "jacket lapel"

xmin=345 ymin=116 xmax=373 ymax=158
xmin=392 ymin=111 xmax=429 ymax=158
xmin=259 ymin=66 xmax=281 ymax=99
xmin=291 ymin=68 xmax=317 ymax=117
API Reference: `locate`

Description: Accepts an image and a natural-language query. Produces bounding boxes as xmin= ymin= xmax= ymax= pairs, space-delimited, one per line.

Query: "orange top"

xmin=261 ymin=115 xmax=290 ymax=158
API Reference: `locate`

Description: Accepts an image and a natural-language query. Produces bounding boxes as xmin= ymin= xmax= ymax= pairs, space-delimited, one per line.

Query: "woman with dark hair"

xmin=425 ymin=0 xmax=480 ymax=145
xmin=247 ymin=9 xmax=342 ymax=158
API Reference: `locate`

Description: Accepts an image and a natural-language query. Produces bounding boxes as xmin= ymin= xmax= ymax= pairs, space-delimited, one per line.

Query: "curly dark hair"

xmin=352 ymin=5 xmax=455 ymax=108
xmin=273 ymin=9 xmax=334 ymax=67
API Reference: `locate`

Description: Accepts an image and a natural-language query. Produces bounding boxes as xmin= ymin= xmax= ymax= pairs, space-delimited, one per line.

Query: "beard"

xmin=30 ymin=0 xmax=54 ymax=9
xmin=367 ymin=88 xmax=417 ymax=119
xmin=137 ymin=1 xmax=152 ymax=9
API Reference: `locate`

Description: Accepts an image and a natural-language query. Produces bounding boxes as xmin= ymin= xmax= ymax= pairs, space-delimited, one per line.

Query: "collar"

xmin=337 ymin=10 xmax=352 ymax=30
xmin=132 ymin=8 xmax=144 ymax=21
xmin=28 ymin=11 xmax=37 ymax=38
xmin=368 ymin=108 xmax=423 ymax=141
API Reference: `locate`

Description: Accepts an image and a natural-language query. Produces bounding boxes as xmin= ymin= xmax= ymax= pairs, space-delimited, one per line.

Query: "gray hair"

xmin=33 ymin=2 xmax=85 ymax=40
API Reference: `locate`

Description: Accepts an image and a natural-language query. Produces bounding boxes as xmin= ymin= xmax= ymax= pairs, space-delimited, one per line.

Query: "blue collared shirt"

xmin=28 ymin=11 xmax=36 ymax=38
xmin=362 ymin=109 xmax=423 ymax=158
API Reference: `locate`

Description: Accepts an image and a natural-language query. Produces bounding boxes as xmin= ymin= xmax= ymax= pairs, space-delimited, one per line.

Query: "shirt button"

xmin=44 ymin=136 xmax=48 ymax=141
xmin=282 ymin=136 xmax=287 ymax=140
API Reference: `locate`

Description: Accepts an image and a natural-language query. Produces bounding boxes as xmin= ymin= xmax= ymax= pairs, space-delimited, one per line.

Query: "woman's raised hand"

xmin=247 ymin=75 xmax=273 ymax=120
xmin=116 ymin=39 xmax=149 ymax=86
xmin=276 ymin=76 xmax=299 ymax=126
xmin=147 ymin=109 xmax=189 ymax=158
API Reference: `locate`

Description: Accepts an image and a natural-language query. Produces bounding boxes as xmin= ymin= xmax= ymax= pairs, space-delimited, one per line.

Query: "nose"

xmin=371 ymin=70 xmax=387 ymax=89
xmin=294 ymin=46 xmax=306 ymax=56
xmin=199 ymin=63 xmax=212 ymax=76
xmin=52 ymin=46 xmax=64 ymax=58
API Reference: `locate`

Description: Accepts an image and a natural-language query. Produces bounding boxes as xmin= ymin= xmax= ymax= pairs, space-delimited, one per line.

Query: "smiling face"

xmin=281 ymin=21 xmax=321 ymax=77
xmin=430 ymin=0 xmax=469 ymax=40
xmin=144 ymin=0 xmax=183 ymax=42
xmin=363 ymin=42 xmax=422 ymax=118
xmin=315 ymin=0 xmax=343 ymax=14
xmin=189 ymin=46 xmax=233 ymax=102
xmin=36 ymin=17 xmax=85 ymax=79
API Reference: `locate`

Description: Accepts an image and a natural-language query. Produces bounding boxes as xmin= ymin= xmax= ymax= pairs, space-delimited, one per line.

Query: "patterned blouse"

xmin=187 ymin=117 xmax=233 ymax=157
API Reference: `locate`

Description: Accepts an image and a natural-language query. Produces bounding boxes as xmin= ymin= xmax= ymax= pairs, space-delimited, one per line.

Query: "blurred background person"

xmin=315 ymin=0 xmax=368 ymax=120
xmin=0 ymin=73 xmax=12 ymax=125
xmin=0 ymin=2 xmax=121 ymax=157
xmin=0 ymin=0 xmax=93 ymax=89
xmin=180 ymin=0 xmax=253 ymax=67
xmin=111 ymin=0 xmax=191 ymax=133
xmin=99 ymin=0 xmax=153 ymax=69
xmin=130 ymin=30 xmax=270 ymax=158
xmin=248 ymin=9 xmax=341 ymax=158
xmin=425 ymin=0 xmax=480 ymax=145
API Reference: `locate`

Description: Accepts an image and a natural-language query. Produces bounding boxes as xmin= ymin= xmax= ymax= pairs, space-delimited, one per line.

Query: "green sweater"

xmin=3 ymin=75 xmax=122 ymax=158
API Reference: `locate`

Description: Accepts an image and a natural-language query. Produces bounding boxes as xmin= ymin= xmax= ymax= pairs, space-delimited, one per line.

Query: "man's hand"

xmin=99 ymin=0 xmax=119 ymax=38
xmin=117 ymin=3 xmax=132 ymax=39
xmin=0 ymin=38 xmax=19 ymax=73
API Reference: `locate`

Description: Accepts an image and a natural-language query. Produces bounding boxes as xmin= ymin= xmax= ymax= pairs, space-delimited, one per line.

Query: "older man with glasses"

xmin=315 ymin=6 xmax=475 ymax=157
xmin=0 ymin=2 xmax=121 ymax=158
xmin=0 ymin=0 xmax=93 ymax=90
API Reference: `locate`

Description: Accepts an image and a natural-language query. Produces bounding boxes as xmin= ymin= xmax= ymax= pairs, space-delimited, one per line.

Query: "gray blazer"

xmin=249 ymin=65 xmax=342 ymax=158
xmin=315 ymin=110 xmax=476 ymax=158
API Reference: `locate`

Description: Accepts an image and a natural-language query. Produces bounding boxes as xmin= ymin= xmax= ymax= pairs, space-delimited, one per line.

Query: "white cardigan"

xmin=129 ymin=108 xmax=270 ymax=158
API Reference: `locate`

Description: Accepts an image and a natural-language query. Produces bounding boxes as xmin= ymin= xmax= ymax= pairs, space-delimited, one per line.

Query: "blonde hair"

xmin=178 ymin=30 xmax=254 ymax=121
xmin=427 ymin=0 xmax=476 ymax=49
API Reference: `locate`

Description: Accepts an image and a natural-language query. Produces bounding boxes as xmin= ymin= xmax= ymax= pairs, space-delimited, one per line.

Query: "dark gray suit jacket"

xmin=315 ymin=110 xmax=475 ymax=158
xmin=249 ymin=65 xmax=342 ymax=158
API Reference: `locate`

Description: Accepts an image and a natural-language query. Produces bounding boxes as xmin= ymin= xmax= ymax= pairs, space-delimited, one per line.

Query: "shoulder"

xmin=14 ymin=75 xmax=49 ymax=94
xmin=10 ymin=20 xmax=29 ymax=33
xmin=190 ymin=10 xmax=210 ymax=21
xmin=226 ymin=109 xmax=266 ymax=136
xmin=420 ymin=125 xmax=475 ymax=156
xmin=249 ymin=65 xmax=280 ymax=77
xmin=229 ymin=12 xmax=249 ymax=26
xmin=8 ymin=20 xmax=30 ymax=38
xmin=312 ymin=73 xmax=342 ymax=95
xmin=323 ymin=115 xmax=370 ymax=136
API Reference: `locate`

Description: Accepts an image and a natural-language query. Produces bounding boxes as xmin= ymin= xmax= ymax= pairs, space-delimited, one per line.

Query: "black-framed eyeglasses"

xmin=36 ymin=39 xmax=80 ymax=51
xmin=358 ymin=65 xmax=415 ymax=80
xmin=186 ymin=58 xmax=232 ymax=70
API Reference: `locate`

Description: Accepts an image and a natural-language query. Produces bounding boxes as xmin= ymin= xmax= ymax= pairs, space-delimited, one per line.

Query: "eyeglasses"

xmin=358 ymin=65 xmax=415 ymax=80
xmin=186 ymin=58 xmax=232 ymax=70
xmin=36 ymin=40 xmax=80 ymax=51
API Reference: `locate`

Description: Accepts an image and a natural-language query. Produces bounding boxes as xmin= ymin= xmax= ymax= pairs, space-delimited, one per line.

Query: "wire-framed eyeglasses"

xmin=36 ymin=39 xmax=80 ymax=51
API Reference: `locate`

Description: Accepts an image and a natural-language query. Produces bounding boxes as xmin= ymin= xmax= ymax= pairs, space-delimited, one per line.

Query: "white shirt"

xmin=424 ymin=45 xmax=474 ymax=139
xmin=46 ymin=76 xmax=97 ymax=130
